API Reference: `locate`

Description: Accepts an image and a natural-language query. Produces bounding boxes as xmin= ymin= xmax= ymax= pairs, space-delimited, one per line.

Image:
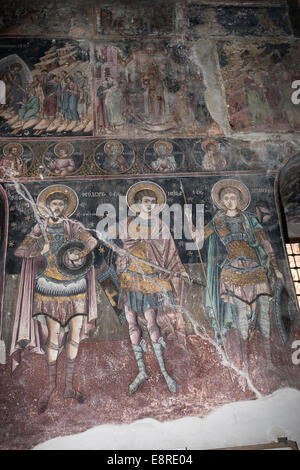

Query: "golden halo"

xmin=154 ymin=140 xmax=173 ymax=156
xmin=201 ymin=138 xmax=218 ymax=152
xmin=3 ymin=143 xmax=24 ymax=158
xmin=104 ymin=140 xmax=124 ymax=156
xmin=37 ymin=184 xmax=78 ymax=218
xmin=211 ymin=179 xmax=251 ymax=211
xmin=54 ymin=142 xmax=74 ymax=158
xmin=126 ymin=181 xmax=166 ymax=215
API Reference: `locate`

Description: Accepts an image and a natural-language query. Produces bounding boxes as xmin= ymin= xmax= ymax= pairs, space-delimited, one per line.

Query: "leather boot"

xmin=38 ymin=359 xmax=57 ymax=414
xmin=64 ymin=356 xmax=85 ymax=403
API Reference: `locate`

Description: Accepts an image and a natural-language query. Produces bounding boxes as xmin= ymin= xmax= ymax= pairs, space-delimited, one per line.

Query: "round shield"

xmin=55 ymin=240 xmax=94 ymax=278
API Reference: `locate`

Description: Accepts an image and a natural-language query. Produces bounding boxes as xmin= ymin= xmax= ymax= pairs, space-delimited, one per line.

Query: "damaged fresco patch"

xmin=279 ymin=153 xmax=300 ymax=239
xmin=94 ymin=39 xmax=222 ymax=138
xmin=0 ymin=0 xmax=94 ymax=38
xmin=0 ymin=174 xmax=299 ymax=449
xmin=0 ymin=0 xmax=299 ymax=452
xmin=95 ymin=0 xmax=181 ymax=37
xmin=218 ymin=40 xmax=300 ymax=132
xmin=0 ymin=136 xmax=299 ymax=179
xmin=185 ymin=4 xmax=292 ymax=38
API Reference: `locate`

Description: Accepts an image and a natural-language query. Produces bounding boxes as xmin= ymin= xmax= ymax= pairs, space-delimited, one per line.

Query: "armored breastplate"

xmin=46 ymin=224 xmax=65 ymax=254
xmin=221 ymin=216 xmax=250 ymax=246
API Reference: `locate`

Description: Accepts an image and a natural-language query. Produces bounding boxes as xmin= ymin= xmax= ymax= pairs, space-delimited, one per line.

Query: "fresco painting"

xmin=185 ymin=4 xmax=292 ymax=38
xmin=0 ymin=137 xmax=298 ymax=180
xmin=218 ymin=41 xmax=300 ymax=132
xmin=42 ymin=142 xmax=85 ymax=177
xmin=95 ymin=1 xmax=180 ymax=37
xmin=94 ymin=140 xmax=135 ymax=174
xmin=0 ymin=142 xmax=34 ymax=178
xmin=0 ymin=0 xmax=299 ymax=452
xmin=0 ymin=186 xmax=8 ymax=366
xmin=94 ymin=40 xmax=221 ymax=138
xmin=0 ymin=38 xmax=93 ymax=138
xmin=144 ymin=140 xmax=185 ymax=173
xmin=0 ymin=0 xmax=94 ymax=37
xmin=192 ymin=138 xmax=230 ymax=171
xmin=279 ymin=153 xmax=300 ymax=239
xmin=0 ymin=174 xmax=298 ymax=444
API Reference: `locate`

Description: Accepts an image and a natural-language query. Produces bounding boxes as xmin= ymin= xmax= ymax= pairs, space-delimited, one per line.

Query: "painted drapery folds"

xmin=0 ymin=0 xmax=299 ymax=451
xmin=94 ymin=39 xmax=219 ymax=138
xmin=218 ymin=41 xmax=300 ymax=132
xmin=0 ymin=38 xmax=92 ymax=138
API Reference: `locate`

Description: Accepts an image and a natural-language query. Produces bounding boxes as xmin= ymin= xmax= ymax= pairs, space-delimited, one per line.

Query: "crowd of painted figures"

xmin=0 ymin=50 xmax=92 ymax=136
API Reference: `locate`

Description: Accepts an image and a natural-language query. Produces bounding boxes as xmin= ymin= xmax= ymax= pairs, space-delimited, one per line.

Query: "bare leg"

xmin=38 ymin=317 xmax=60 ymax=414
xmin=46 ymin=316 xmax=60 ymax=362
xmin=64 ymin=315 xmax=85 ymax=402
xmin=125 ymin=305 xmax=142 ymax=345
xmin=66 ymin=315 xmax=83 ymax=360
xmin=144 ymin=308 xmax=160 ymax=343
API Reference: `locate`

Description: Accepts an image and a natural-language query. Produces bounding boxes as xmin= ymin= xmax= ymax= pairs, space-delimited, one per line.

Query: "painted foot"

xmin=64 ymin=388 xmax=85 ymax=403
xmin=129 ymin=372 xmax=149 ymax=395
xmin=38 ymin=398 xmax=50 ymax=414
xmin=163 ymin=373 xmax=178 ymax=393
xmin=37 ymin=388 xmax=54 ymax=414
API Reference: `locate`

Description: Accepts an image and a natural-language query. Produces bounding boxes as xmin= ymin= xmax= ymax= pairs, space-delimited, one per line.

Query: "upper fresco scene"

xmin=0 ymin=38 xmax=92 ymax=137
xmin=185 ymin=3 xmax=292 ymax=38
xmin=0 ymin=0 xmax=94 ymax=37
xmin=218 ymin=40 xmax=300 ymax=132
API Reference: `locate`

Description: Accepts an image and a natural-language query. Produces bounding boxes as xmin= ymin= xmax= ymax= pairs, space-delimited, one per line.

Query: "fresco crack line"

xmin=94 ymin=210 xmax=262 ymax=397
xmin=100 ymin=232 xmax=263 ymax=397
xmin=4 ymin=174 xmax=263 ymax=396
xmin=1 ymin=174 xmax=299 ymax=418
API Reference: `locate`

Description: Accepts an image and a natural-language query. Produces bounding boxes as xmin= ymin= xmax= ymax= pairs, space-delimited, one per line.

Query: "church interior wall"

xmin=0 ymin=0 xmax=299 ymax=450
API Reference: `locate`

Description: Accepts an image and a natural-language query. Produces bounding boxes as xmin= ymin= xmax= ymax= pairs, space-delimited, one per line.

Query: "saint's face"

xmin=10 ymin=147 xmax=19 ymax=156
xmin=206 ymin=143 xmax=217 ymax=153
xmin=157 ymin=145 xmax=167 ymax=156
xmin=48 ymin=199 xmax=66 ymax=218
xmin=140 ymin=196 xmax=157 ymax=217
xmin=221 ymin=191 xmax=239 ymax=212
xmin=57 ymin=150 xmax=68 ymax=159
xmin=110 ymin=145 xmax=120 ymax=156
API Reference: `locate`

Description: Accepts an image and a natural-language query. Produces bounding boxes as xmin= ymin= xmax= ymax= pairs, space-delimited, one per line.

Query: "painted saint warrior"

xmin=102 ymin=181 xmax=188 ymax=394
xmin=186 ymin=179 xmax=283 ymax=379
xmin=10 ymin=185 xmax=97 ymax=413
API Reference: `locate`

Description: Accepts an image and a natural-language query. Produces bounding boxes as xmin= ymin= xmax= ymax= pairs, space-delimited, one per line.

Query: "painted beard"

xmin=51 ymin=210 xmax=64 ymax=221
